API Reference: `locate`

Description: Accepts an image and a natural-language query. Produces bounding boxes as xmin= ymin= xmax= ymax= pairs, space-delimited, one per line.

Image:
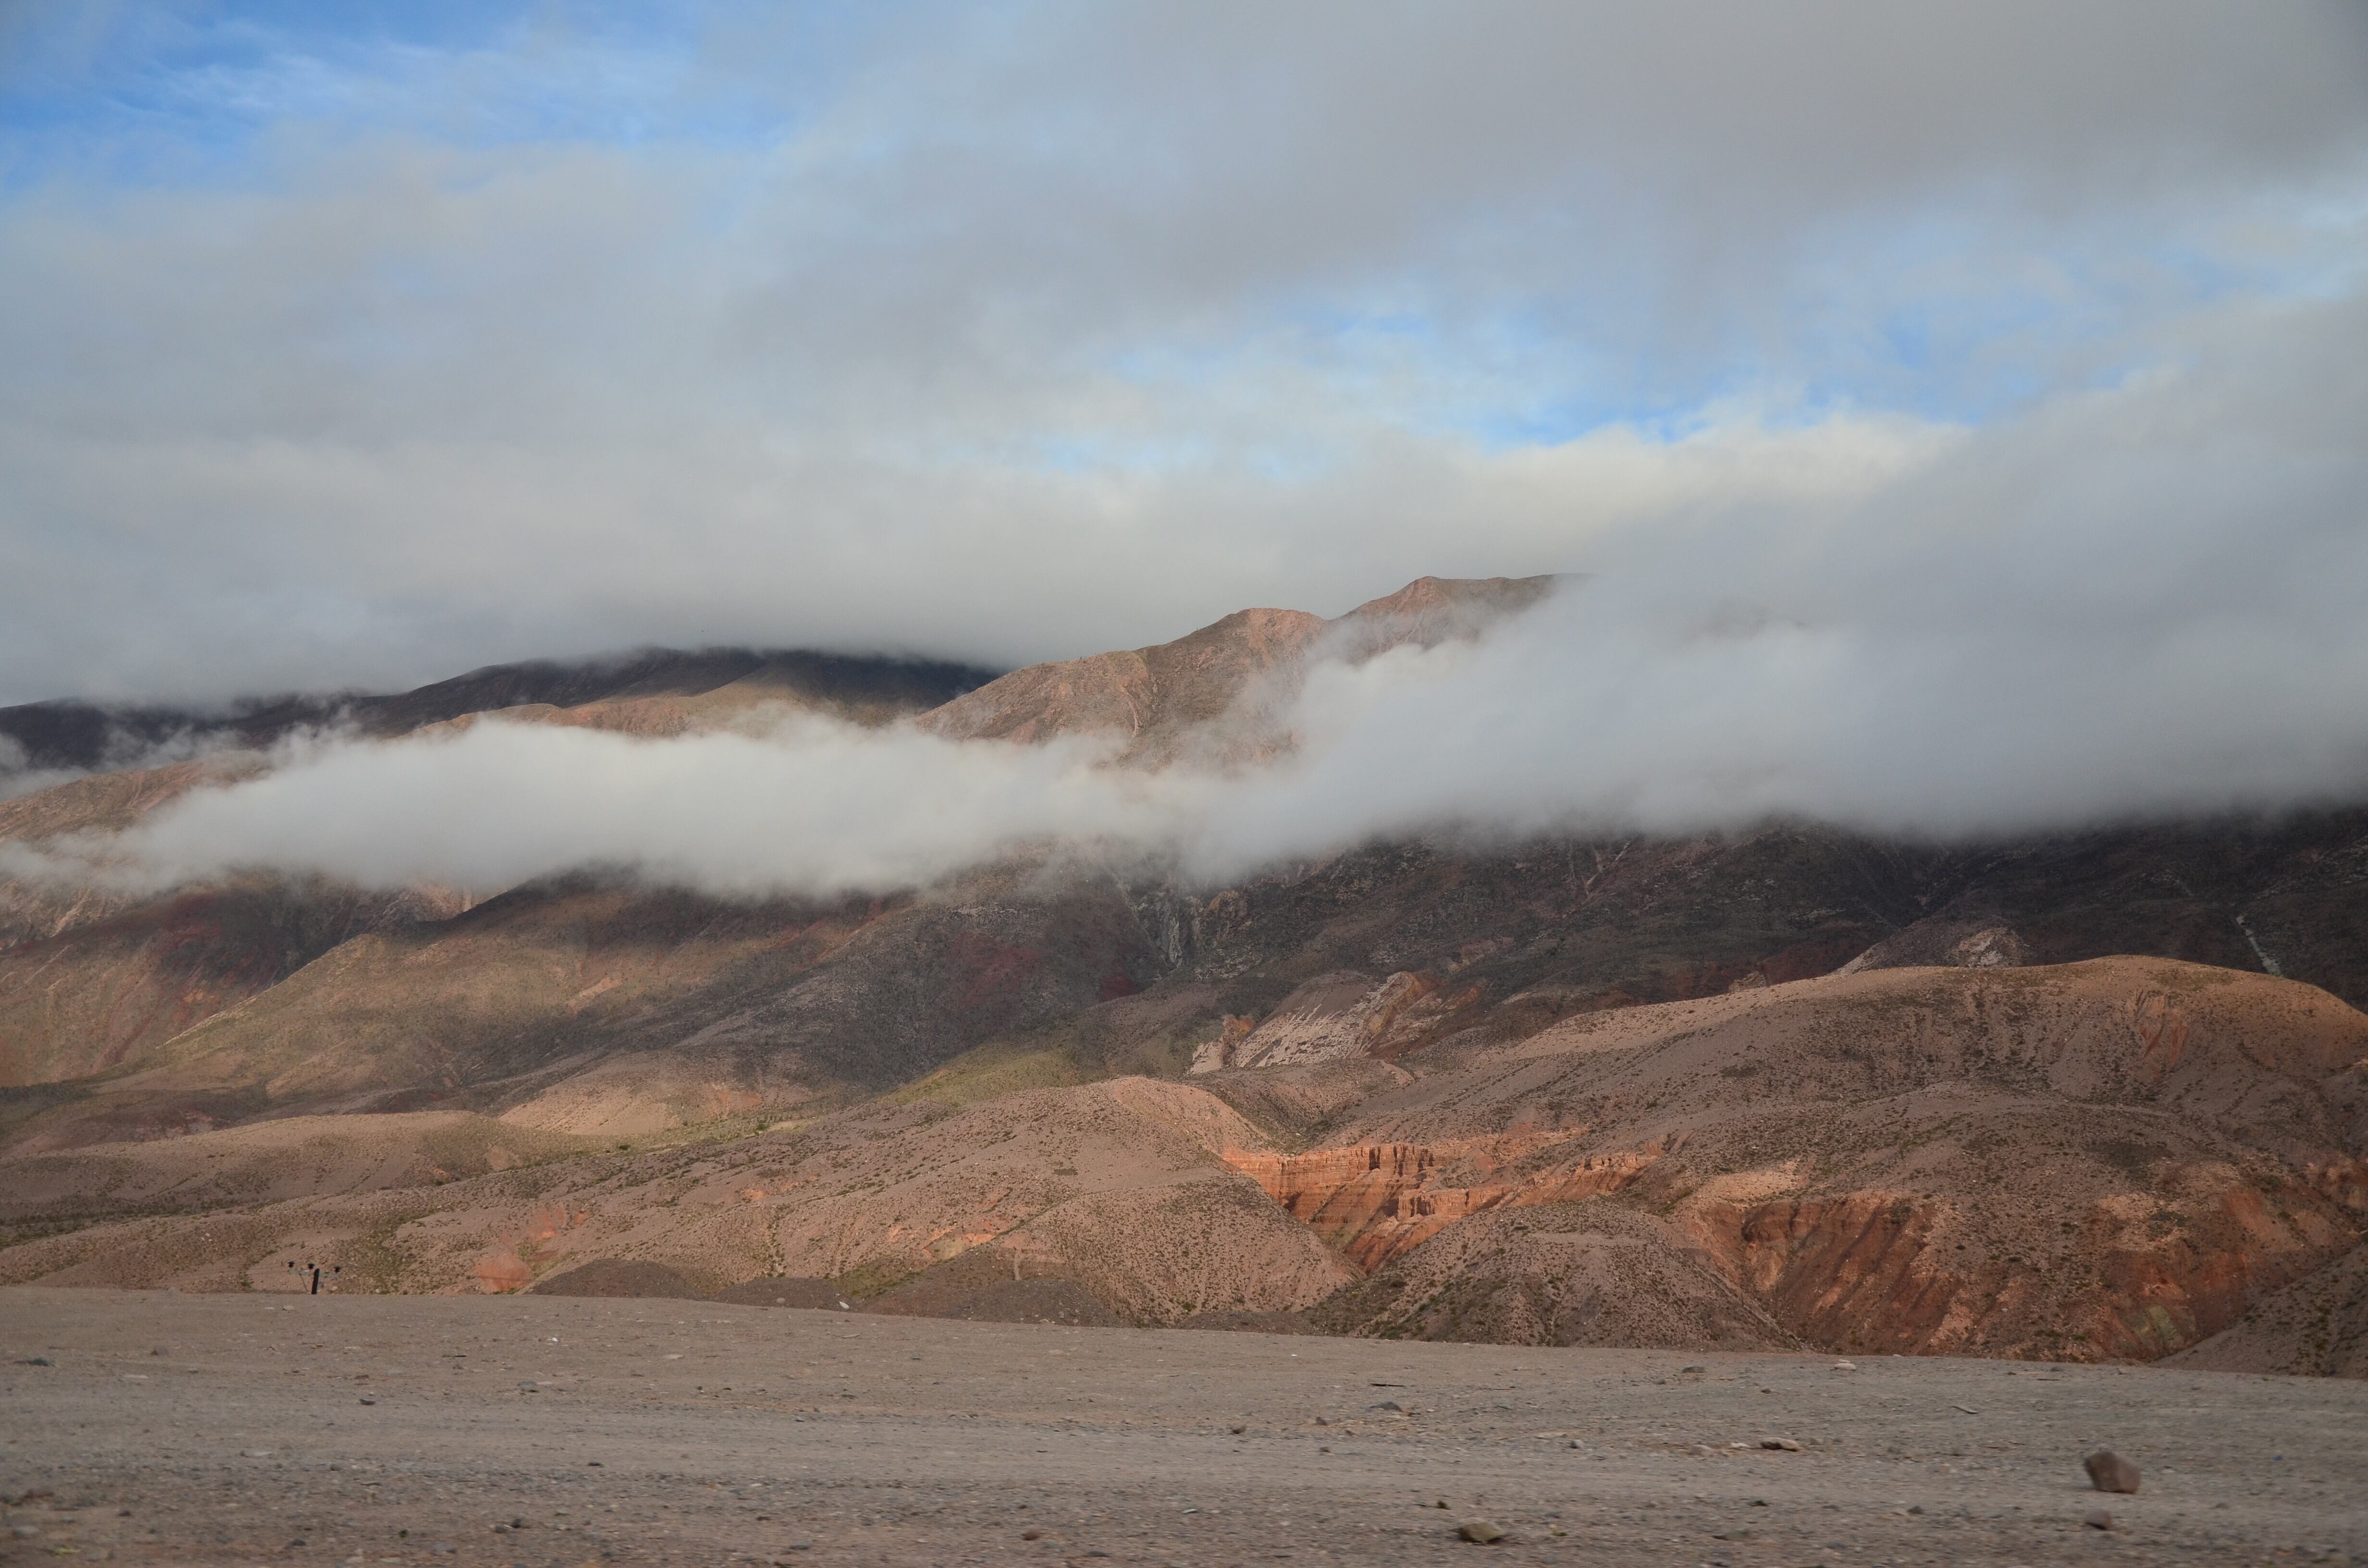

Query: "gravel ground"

xmin=2 ymin=1287 xmax=2362 ymax=1567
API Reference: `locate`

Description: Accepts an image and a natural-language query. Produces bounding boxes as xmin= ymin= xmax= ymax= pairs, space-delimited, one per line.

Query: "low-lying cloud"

xmin=8 ymin=278 xmax=2365 ymax=898
xmin=42 ymin=720 xmax=1195 ymax=898
xmin=4 ymin=288 xmax=2349 ymax=895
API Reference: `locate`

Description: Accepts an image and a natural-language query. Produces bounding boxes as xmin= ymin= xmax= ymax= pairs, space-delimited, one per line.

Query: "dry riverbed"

xmin=2 ymin=1287 xmax=2362 ymax=1566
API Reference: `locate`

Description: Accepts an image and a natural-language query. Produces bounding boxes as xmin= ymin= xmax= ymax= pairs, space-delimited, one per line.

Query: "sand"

xmin=3 ymin=1287 xmax=2363 ymax=1566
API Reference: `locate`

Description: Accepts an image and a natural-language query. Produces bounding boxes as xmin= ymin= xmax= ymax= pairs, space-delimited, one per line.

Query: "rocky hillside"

xmin=3 ymin=958 xmax=2361 ymax=1373
xmin=2 ymin=578 xmax=2365 ymax=1372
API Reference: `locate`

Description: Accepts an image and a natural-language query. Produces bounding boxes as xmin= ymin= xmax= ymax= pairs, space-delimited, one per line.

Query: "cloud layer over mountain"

xmin=11 ymin=266 xmax=2363 ymax=898
xmin=4 ymin=1 xmax=2365 ymax=703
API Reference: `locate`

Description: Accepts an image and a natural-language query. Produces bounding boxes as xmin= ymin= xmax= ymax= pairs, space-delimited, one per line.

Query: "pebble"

xmin=2084 ymin=1450 xmax=2141 ymax=1494
xmin=2085 ymin=1508 xmax=2115 ymax=1530
xmin=1830 ymin=1360 xmax=1856 ymax=1372
xmin=1456 ymin=1519 xmax=1505 ymax=1544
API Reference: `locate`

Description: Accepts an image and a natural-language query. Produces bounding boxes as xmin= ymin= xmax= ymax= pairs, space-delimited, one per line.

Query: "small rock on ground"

xmin=1457 ymin=1519 xmax=1505 ymax=1544
xmin=2084 ymin=1450 xmax=2142 ymax=1494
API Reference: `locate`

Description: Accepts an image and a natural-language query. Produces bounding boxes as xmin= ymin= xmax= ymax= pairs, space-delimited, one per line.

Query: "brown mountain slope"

xmin=1120 ymin=808 xmax=2368 ymax=1085
xmin=0 ymin=752 xmax=439 ymax=1090
xmin=919 ymin=606 xmax=1332 ymax=759
xmin=4 ymin=958 xmax=2359 ymax=1370
xmin=0 ymin=648 xmax=999 ymax=777
xmin=347 ymin=648 xmax=997 ymax=738
xmin=919 ymin=575 xmax=1557 ymax=764
xmin=395 ymin=653 xmax=1004 ymax=743
xmin=1303 ymin=1200 xmax=1798 ymax=1350
xmin=11 ymin=581 xmax=2367 ymax=1147
xmin=13 ymin=792 xmax=2366 ymax=1164
xmin=0 ymin=759 xmax=264 ymax=953
xmin=2168 ymin=1244 xmax=2368 ymax=1377
xmin=5 ymin=579 xmax=2368 ymax=1374
xmin=0 ymin=879 xmax=429 ymax=1090
xmin=0 ymin=860 xmax=1166 ymax=1152
xmin=1325 ymin=573 xmax=1559 ymax=652
xmin=0 ymin=1110 xmax=595 ymax=1228
xmin=0 ymin=1078 xmax=1352 ymax=1321
xmin=0 ymin=759 xmax=230 ymax=851
xmin=0 ymin=649 xmax=1000 ymax=1097
xmin=1213 ymin=957 xmax=2368 ymax=1361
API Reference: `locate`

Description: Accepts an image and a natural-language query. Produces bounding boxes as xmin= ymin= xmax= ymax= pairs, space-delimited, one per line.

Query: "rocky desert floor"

xmin=2 ymin=1289 xmax=2364 ymax=1568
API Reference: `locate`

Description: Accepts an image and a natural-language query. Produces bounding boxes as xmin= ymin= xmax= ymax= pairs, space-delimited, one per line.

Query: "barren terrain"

xmin=3 ymin=1288 xmax=2362 ymax=1567
xmin=3 ymin=958 xmax=2365 ymax=1380
xmin=4 ymin=581 xmax=2368 ymax=1378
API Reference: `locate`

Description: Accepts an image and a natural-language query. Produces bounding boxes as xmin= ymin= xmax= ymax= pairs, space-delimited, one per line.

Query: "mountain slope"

xmin=4 ymin=580 xmax=2368 ymax=1373
xmin=0 ymin=648 xmax=1002 ymax=1100
xmin=2 ymin=958 xmax=2359 ymax=1373
xmin=1218 ymin=957 xmax=2368 ymax=1359
xmin=920 ymin=575 xmax=1555 ymax=764
xmin=0 ymin=1077 xmax=1353 ymax=1320
xmin=2169 ymin=1244 xmax=2368 ymax=1377
xmin=0 ymin=647 xmax=999 ymax=778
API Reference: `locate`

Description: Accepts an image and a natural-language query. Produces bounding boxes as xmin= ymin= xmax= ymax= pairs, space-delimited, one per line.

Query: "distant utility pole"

xmin=287 ymin=1261 xmax=342 ymax=1295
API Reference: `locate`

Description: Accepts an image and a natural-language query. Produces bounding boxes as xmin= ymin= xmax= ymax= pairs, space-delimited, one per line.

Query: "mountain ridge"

xmin=0 ymin=576 xmax=2363 ymax=1375
xmin=1 ymin=645 xmax=1003 ymax=780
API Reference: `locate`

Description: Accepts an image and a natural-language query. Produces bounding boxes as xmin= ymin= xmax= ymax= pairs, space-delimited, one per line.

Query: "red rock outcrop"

xmin=1224 ymin=1135 xmax=1657 ymax=1270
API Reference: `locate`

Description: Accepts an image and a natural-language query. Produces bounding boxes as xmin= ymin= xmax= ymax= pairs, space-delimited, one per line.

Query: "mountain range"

xmin=2 ymin=576 xmax=2363 ymax=1377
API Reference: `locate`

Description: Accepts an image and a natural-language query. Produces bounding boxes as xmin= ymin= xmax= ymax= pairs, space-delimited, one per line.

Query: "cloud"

xmin=12 ymin=277 xmax=2365 ymax=897
xmin=1193 ymin=290 xmax=2368 ymax=858
xmin=2 ymin=2 xmax=2364 ymax=703
xmin=5 ymin=718 xmax=1189 ymax=898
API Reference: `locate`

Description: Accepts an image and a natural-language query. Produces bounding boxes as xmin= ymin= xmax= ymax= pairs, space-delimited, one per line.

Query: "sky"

xmin=3 ymin=1 xmax=2362 ymax=700
xmin=3 ymin=3 xmax=2368 ymax=881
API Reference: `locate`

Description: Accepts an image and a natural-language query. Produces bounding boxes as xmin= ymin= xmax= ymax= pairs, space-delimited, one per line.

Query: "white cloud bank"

xmin=12 ymin=280 xmax=2366 ymax=898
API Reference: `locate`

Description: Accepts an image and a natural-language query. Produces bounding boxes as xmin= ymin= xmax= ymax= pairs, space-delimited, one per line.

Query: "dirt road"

xmin=2 ymin=1288 xmax=2361 ymax=1566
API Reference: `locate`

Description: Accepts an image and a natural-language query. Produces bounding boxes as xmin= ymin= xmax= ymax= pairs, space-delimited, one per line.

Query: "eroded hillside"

xmin=3 ymin=580 xmax=2367 ymax=1372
